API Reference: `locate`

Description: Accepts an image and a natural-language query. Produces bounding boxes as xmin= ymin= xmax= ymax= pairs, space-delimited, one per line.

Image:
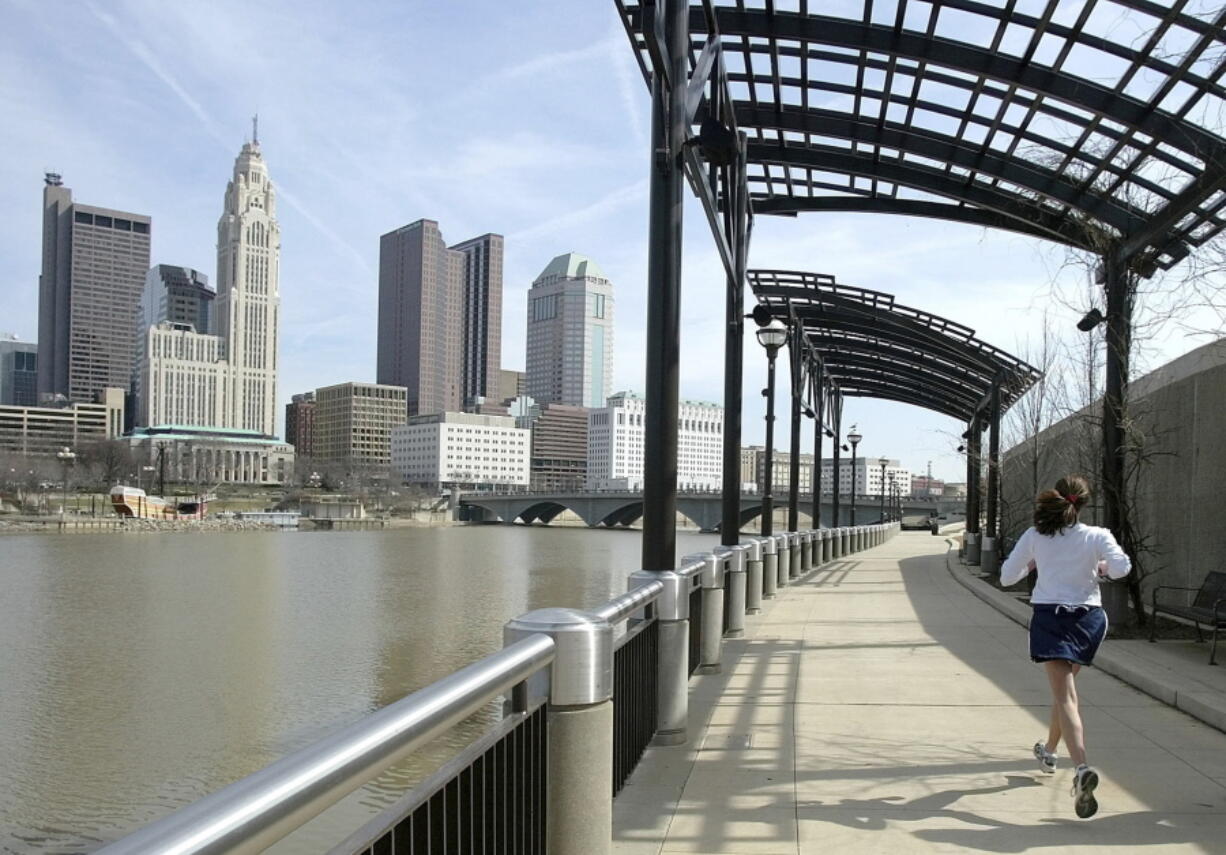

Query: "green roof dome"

xmin=535 ymin=252 xmax=607 ymax=283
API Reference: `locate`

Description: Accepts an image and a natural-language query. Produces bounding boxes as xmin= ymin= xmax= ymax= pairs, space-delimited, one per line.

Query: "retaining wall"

xmin=1000 ymin=338 xmax=1226 ymax=598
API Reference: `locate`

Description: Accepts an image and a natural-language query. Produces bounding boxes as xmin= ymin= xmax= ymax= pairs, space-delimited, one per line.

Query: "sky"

xmin=3 ymin=0 xmax=1223 ymax=483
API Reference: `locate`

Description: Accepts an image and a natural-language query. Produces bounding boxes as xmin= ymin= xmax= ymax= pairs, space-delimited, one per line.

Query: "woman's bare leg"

xmin=1045 ymin=703 xmax=1062 ymax=754
xmin=1045 ymin=660 xmax=1087 ymax=766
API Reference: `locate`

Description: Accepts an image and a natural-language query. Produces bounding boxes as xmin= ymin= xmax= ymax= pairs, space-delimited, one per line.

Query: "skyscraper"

xmin=452 ymin=233 xmax=503 ymax=406
xmin=377 ymin=220 xmax=503 ymax=417
xmin=215 ymin=133 xmax=280 ymax=435
xmin=525 ymin=252 xmax=613 ymax=408
xmin=140 ymin=265 xmax=214 ymax=335
xmin=0 ymin=334 xmax=37 ymax=406
xmin=135 ymin=133 xmax=280 ymax=435
xmin=37 ymin=173 xmax=151 ymax=402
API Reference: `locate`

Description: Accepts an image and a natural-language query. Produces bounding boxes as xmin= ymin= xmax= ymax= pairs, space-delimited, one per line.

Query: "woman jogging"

xmin=999 ymin=475 xmax=1131 ymax=819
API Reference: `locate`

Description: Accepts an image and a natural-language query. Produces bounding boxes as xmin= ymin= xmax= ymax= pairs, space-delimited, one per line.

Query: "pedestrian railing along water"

xmin=95 ymin=522 xmax=900 ymax=855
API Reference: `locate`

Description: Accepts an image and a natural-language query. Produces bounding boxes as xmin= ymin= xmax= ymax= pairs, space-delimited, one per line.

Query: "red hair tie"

xmin=1065 ymin=494 xmax=1078 ymax=504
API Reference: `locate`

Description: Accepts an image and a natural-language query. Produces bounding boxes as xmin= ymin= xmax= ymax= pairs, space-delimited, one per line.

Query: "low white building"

xmin=391 ymin=412 xmax=530 ymax=490
xmin=125 ymin=425 xmax=294 ymax=485
xmin=819 ymin=457 xmax=910 ymax=498
xmin=586 ymin=391 xmax=723 ymax=491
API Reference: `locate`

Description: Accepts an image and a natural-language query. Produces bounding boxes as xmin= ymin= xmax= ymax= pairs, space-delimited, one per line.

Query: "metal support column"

xmin=1102 ymin=251 xmax=1135 ymax=619
xmin=787 ymin=331 xmax=802 ymax=532
xmin=812 ymin=364 xmax=824 ymax=529
xmin=719 ymin=136 xmax=749 ymax=547
xmin=966 ymin=416 xmax=982 ymax=565
xmin=831 ymin=402 xmax=842 ymax=527
xmin=982 ymin=384 xmax=1002 ymax=574
xmin=641 ymin=0 xmax=687 ymax=574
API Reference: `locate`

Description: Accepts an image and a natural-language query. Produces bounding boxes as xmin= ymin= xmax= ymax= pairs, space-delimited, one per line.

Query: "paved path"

xmin=613 ymin=532 xmax=1226 ymax=854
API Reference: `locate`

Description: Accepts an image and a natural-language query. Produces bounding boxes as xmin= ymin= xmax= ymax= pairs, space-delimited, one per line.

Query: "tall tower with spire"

xmin=215 ymin=121 xmax=280 ymax=435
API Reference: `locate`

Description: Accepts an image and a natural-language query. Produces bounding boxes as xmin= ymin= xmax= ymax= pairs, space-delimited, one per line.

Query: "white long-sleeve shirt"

xmin=1000 ymin=523 xmax=1131 ymax=607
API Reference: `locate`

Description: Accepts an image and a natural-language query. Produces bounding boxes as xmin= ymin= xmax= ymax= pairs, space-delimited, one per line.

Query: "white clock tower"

xmin=215 ymin=118 xmax=280 ymax=436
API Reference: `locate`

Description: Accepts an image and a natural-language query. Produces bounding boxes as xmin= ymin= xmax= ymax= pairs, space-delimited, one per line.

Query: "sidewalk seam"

xmin=941 ymin=539 xmax=1226 ymax=735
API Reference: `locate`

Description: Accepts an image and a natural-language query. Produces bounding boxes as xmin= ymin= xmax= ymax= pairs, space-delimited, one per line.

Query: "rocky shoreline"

xmin=0 ymin=513 xmax=456 ymax=534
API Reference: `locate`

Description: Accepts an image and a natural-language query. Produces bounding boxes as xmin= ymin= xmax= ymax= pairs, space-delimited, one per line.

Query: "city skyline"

xmin=4 ymin=1 xmax=1224 ymax=481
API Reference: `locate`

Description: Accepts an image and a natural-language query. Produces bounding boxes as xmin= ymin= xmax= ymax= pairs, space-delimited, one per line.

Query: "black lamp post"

xmin=56 ymin=446 xmax=75 ymax=524
xmin=847 ymin=427 xmax=862 ymax=525
xmin=757 ymin=319 xmax=787 ymax=536
xmin=878 ymin=456 xmax=888 ymax=522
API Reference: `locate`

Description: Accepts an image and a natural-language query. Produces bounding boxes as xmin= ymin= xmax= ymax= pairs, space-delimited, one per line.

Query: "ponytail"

xmin=1034 ymin=475 xmax=1090 ymax=536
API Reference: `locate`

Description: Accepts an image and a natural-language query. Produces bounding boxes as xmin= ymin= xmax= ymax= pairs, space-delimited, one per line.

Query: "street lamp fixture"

xmin=756 ymin=319 xmax=788 ymax=536
xmin=1076 ymin=307 xmax=1106 ymax=332
xmin=847 ymin=427 xmax=862 ymax=525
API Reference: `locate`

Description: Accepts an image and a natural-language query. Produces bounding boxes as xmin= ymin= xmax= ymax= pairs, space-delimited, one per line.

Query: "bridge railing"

xmin=95 ymin=523 xmax=900 ymax=855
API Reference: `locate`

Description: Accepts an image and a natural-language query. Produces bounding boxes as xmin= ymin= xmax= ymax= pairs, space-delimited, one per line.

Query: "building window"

xmin=531 ymin=294 xmax=558 ymax=321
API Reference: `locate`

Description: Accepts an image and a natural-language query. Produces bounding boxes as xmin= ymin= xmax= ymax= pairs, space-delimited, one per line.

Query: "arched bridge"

xmin=459 ymin=491 xmax=964 ymax=532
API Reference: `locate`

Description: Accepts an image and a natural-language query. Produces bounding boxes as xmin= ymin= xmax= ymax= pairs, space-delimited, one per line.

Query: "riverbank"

xmin=0 ymin=512 xmax=462 ymax=535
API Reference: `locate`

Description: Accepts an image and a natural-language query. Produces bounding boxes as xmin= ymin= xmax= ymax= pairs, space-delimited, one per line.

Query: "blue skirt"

xmin=1030 ymin=604 xmax=1108 ymax=666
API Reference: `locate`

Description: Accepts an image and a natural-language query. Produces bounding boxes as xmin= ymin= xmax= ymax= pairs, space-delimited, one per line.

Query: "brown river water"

xmin=0 ymin=525 xmax=719 ymax=853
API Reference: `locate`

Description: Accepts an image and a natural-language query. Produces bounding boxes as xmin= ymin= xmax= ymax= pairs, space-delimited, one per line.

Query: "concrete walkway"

xmin=613 ymin=532 xmax=1226 ymax=854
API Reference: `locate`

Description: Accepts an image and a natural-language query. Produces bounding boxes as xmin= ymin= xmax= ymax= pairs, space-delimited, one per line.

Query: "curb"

xmin=942 ymin=539 xmax=1226 ymax=735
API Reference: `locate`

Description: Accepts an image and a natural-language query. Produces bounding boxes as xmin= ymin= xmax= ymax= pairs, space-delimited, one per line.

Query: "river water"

xmin=0 ymin=525 xmax=719 ymax=853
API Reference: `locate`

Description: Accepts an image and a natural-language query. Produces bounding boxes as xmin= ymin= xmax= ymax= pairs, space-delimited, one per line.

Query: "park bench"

xmin=1150 ymin=571 xmax=1226 ymax=665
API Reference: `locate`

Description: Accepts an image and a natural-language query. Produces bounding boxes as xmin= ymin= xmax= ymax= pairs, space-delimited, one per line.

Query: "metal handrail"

xmin=94 ymin=634 xmax=556 ymax=855
xmin=592 ymin=579 xmax=664 ymax=624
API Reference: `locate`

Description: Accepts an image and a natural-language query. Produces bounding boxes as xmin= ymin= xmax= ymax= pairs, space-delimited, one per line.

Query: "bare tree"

xmin=79 ymin=440 xmax=135 ymax=489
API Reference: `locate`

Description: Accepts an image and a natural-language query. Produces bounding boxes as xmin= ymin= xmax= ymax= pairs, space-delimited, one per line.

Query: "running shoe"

xmin=1071 ymin=764 xmax=1100 ymax=818
xmin=1032 ymin=741 xmax=1057 ymax=774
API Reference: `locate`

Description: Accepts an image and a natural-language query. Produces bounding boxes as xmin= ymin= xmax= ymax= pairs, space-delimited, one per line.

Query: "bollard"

xmin=801 ymin=530 xmax=813 ymax=572
xmin=685 ymin=552 xmax=724 ymax=674
xmin=505 ymin=608 xmax=613 ymax=855
xmin=745 ymin=537 xmax=764 ymax=614
xmin=775 ymin=533 xmax=790 ymax=589
xmin=966 ymin=531 xmax=981 ymax=565
xmin=832 ymin=526 xmax=843 ymax=559
xmin=789 ymin=532 xmax=801 ymax=579
xmin=761 ymin=534 xmax=779 ymax=599
xmin=981 ymin=536 xmax=997 ymax=574
xmin=628 ymin=569 xmax=690 ymax=746
xmin=824 ymin=528 xmax=833 ymax=563
xmin=715 ymin=545 xmax=746 ymax=639
xmin=819 ymin=529 xmax=829 ymax=564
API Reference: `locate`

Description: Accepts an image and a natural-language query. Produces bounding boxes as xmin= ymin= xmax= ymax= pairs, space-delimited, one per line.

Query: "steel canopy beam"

xmin=706 ymin=9 xmax=1226 ymax=168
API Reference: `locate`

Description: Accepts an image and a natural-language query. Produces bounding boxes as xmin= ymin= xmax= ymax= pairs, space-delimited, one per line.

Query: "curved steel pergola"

xmin=618 ymin=0 xmax=1226 ymax=276
xmin=751 ymin=269 xmax=1041 ymax=422
xmin=615 ymin=0 xmax=1226 ymax=572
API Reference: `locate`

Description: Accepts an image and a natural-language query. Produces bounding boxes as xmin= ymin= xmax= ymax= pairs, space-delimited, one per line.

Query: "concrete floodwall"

xmin=1000 ymin=338 xmax=1226 ymax=602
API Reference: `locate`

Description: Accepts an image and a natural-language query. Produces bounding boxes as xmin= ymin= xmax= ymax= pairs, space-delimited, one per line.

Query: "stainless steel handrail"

xmin=592 ymin=579 xmax=664 ymax=624
xmin=94 ymin=634 xmax=556 ymax=855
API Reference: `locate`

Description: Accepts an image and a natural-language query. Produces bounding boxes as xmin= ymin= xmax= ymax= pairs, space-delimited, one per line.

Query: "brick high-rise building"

xmin=285 ymin=392 xmax=316 ymax=456
xmin=37 ymin=173 xmax=151 ymax=403
xmin=377 ymin=220 xmax=503 ymax=418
